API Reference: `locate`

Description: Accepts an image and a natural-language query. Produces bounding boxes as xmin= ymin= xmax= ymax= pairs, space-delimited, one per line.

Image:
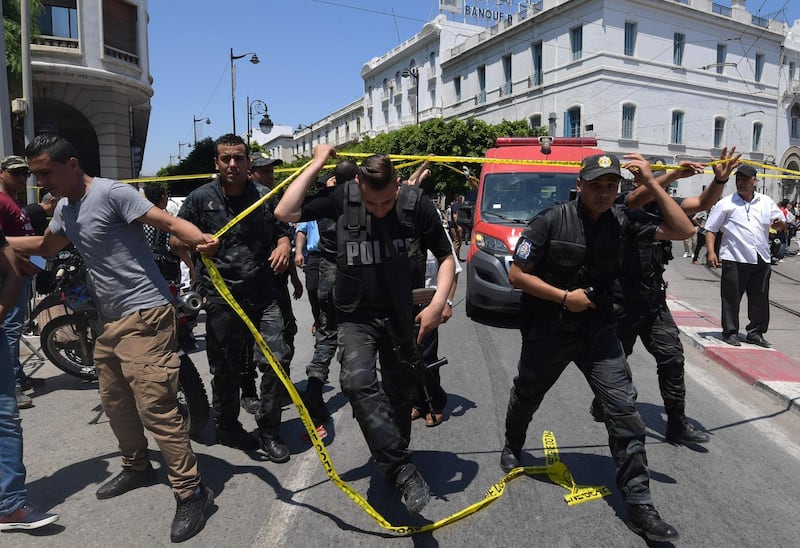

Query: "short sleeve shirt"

xmin=49 ymin=178 xmax=172 ymax=320
xmin=704 ymin=192 xmax=782 ymax=264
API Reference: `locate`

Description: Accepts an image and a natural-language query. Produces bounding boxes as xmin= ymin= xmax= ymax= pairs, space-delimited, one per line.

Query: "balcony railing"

xmin=712 ymin=3 xmax=731 ymax=17
xmin=104 ymin=45 xmax=139 ymax=65
xmin=37 ymin=35 xmax=79 ymax=49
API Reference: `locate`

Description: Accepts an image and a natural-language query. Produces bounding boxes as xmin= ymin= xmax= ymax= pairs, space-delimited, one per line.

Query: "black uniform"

xmin=614 ymin=198 xmax=685 ymax=421
xmin=299 ymin=181 xmax=451 ymax=481
xmin=504 ymin=199 xmax=657 ymax=506
xmin=178 ymin=180 xmax=292 ymax=438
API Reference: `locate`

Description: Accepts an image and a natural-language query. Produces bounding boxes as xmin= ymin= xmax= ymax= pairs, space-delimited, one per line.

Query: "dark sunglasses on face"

xmin=9 ymin=168 xmax=30 ymax=177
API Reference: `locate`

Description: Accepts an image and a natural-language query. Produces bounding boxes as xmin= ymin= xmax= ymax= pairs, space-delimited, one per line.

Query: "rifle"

xmin=386 ymin=288 xmax=448 ymax=423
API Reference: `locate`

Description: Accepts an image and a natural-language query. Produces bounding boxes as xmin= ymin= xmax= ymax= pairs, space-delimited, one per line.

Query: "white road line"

xmin=686 ymin=360 xmax=800 ymax=462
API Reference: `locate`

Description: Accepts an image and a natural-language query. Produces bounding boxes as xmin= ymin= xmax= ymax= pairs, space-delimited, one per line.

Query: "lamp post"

xmin=193 ymin=116 xmax=211 ymax=146
xmin=401 ymin=66 xmax=419 ymax=125
xmin=246 ymin=96 xmax=273 ymax=148
xmin=178 ymin=141 xmax=191 ymax=161
xmin=297 ymin=123 xmax=313 ymax=154
xmin=230 ymin=48 xmax=260 ymax=134
xmin=763 ymin=154 xmax=776 ymax=196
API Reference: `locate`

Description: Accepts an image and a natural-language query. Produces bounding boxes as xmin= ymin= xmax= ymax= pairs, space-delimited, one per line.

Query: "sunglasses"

xmin=9 ymin=168 xmax=30 ymax=177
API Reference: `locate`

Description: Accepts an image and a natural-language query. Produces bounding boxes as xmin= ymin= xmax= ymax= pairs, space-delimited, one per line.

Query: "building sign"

xmin=443 ymin=1 xmax=539 ymax=26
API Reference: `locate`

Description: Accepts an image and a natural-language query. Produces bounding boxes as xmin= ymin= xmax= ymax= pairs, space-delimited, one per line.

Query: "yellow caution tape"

xmin=200 ymin=258 xmax=612 ymax=534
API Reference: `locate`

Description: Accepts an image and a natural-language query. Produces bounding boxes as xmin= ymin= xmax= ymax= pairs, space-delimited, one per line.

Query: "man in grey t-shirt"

xmin=9 ymin=134 xmax=217 ymax=543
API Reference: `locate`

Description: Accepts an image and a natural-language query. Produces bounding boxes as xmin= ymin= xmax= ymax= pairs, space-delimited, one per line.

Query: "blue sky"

xmin=141 ymin=0 xmax=798 ymax=175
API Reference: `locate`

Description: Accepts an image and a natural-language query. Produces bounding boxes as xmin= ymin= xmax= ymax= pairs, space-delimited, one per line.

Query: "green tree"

xmin=343 ymin=117 xmax=543 ymax=200
xmin=156 ymin=137 xmax=217 ymax=196
xmin=3 ymin=0 xmax=42 ymax=99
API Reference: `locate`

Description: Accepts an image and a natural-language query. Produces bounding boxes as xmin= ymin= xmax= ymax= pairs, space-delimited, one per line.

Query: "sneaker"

xmin=15 ymin=390 xmax=33 ymax=409
xmin=395 ymin=463 xmax=430 ymax=515
xmin=0 ymin=502 xmax=58 ymax=531
xmin=666 ymin=418 xmax=710 ymax=445
xmin=240 ymin=396 xmax=260 ymax=415
xmin=258 ymin=433 xmax=290 ymax=463
xmin=215 ymin=424 xmax=259 ymax=451
xmin=626 ymin=503 xmax=679 ymax=542
xmin=96 ymin=464 xmax=159 ymax=499
xmin=500 ymin=444 xmax=521 ymax=473
xmin=745 ymin=333 xmax=771 ymax=348
xmin=682 ymin=252 xmax=690 ymax=258
xmin=170 ymin=484 xmax=214 ymax=543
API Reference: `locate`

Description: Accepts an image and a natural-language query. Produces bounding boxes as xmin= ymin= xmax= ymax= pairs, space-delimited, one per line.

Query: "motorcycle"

xmin=31 ymin=247 xmax=210 ymax=438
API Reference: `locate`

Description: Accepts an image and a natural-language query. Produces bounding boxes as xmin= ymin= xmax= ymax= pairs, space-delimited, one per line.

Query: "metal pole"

xmin=0 ymin=5 xmax=13 ymax=158
xmin=230 ymin=48 xmax=236 ymax=134
xmin=21 ymin=0 xmax=36 ymax=203
xmin=246 ymin=95 xmax=251 ymax=148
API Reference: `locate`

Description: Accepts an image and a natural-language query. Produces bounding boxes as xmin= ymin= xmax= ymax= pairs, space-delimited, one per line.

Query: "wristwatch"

xmin=446 ymin=299 xmax=454 ymax=307
xmin=713 ymin=178 xmax=728 ymax=185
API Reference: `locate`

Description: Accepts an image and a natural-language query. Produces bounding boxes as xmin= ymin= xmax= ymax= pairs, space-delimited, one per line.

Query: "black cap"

xmin=735 ymin=165 xmax=757 ymax=178
xmin=250 ymin=153 xmax=283 ymax=168
xmin=579 ymin=154 xmax=621 ymax=180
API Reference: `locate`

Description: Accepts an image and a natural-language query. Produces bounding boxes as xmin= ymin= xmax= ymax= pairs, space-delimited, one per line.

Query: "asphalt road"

xmin=9 ymin=258 xmax=800 ymax=547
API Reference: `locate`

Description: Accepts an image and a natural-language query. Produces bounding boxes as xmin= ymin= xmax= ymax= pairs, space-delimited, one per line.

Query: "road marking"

xmin=686 ymin=360 xmax=800 ymax=462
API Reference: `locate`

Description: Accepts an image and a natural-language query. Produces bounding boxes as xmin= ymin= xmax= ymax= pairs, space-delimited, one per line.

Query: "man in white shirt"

xmin=705 ymin=165 xmax=785 ymax=347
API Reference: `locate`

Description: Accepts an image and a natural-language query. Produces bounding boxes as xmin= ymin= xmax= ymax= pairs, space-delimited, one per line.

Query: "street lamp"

xmin=401 ymin=66 xmax=419 ymax=125
xmin=193 ymin=116 xmax=211 ymax=146
xmin=297 ymin=123 xmax=313 ymax=154
xmin=246 ymin=96 xmax=273 ymax=147
xmin=178 ymin=141 xmax=191 ymax=160
xmin=763 ymin=154 xmax=776 ymax=196
xmin=230 ymin=48 xmax=260 ymax=134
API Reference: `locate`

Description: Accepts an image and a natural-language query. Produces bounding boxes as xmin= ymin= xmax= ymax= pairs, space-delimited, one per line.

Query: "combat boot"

xmin=395 ymin=463 xmax=430 ymax=514
xmin=666 ymin=417 xmax=710 ymax=445
xmin=500 ymin=443 xmax=521 ymax=473
xmin=626 ymin=503 xmax=679 ymax=542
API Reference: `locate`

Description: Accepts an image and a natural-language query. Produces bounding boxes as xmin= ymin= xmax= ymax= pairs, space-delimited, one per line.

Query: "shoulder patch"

xmin=516 ymin=238 xmax=533 ymax=260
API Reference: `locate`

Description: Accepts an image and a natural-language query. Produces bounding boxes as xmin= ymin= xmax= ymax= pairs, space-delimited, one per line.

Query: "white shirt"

xmin=704 ymin=191 xmax=782 ymax=264
xmin=425 ymin=209 xmax=462 ymax=288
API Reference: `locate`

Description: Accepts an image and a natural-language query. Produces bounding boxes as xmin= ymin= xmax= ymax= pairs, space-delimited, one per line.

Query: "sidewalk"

xmin=665 ymin=253 xmax=800 ymax=415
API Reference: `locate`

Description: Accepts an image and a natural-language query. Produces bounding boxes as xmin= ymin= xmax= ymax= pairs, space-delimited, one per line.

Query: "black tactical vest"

xmin=333 ymin=181 xmax=426 ymax=313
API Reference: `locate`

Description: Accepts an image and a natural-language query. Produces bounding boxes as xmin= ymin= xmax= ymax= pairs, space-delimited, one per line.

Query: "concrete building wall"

xmin=30 ymin=0 xmax=152 ymax=179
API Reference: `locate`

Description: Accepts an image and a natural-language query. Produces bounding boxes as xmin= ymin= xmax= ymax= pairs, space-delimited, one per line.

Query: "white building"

xmin=264 ymin=0 xmax=800 ymax=200
xmin=30 ymin=0 xmax=152 ymax=179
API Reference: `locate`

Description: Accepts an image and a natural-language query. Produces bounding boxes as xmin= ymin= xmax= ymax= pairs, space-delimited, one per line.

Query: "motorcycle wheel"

xmin=177 ymin=353 xmax=210 ymax=439
xmin=40 ymin=314 xmax=98 ymax=380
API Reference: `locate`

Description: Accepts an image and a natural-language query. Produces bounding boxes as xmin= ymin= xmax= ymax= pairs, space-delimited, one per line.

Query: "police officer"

xmin=275 ymin=145 xmax=455 ymax=515
xmin=593 ymin=149 xmax=740 ymax=444
xmin=295 ymin=160 xmax=359 ymax=437
xmin=176 ymin=134 xmax=294 ymax=462
xmin=500 ymin=153 xmax=693 ymax=543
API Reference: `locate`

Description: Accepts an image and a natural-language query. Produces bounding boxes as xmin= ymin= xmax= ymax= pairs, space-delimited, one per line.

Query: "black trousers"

xmin=504 ymin=323 xmax=652 ymax=505
xmin=306 ymin=258 xmax=337 ymax=383
xmin=412 ymin=325 xmax=447 ymax=414
xmin=205 ymin=299 xmax=290 ymax=436
xmin=337 ymin=315 xmax=416 ymax=481
xmin=720 ymin=258 xmax=771 ymax=338
xmin=616 ymin=300 xmax=686 ymax=421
